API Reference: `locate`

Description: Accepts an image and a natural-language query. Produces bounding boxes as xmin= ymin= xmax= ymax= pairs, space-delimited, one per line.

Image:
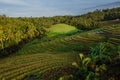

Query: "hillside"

xmin=17 ymin=24 xmax=120 ymax=54
xmin=12 ymin=23 xmax=120 ymax=80
xmin=0 ymin=23 xmax=120 ymax=80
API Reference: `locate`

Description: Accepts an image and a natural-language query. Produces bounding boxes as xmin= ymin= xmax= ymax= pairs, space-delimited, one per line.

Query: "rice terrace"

xmin=0 ymin=1 xmax=120 ymax=80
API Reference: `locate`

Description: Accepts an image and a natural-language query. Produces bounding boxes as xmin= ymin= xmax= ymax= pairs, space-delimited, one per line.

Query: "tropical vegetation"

xmin=0 ymin=7 xmax=120 ymax=80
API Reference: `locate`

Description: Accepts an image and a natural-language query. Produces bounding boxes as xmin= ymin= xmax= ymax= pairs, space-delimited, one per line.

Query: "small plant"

xmin=90 ymin=42 xmax=107 ymax=57
xmin=71 ymin=53 xmax=95 ymax=80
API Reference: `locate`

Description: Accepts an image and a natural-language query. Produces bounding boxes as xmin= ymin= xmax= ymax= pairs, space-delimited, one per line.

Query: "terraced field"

xmin=0 ymin=53 xmax=78 ymax=80
xmin=0 ymin=24 xmax=119 ymax=80
xmin=18 ymin=25 xmax=120 ymax=54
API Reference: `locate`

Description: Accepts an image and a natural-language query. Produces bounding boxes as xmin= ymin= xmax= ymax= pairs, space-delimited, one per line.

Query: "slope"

xmin=0 ymin=24 xmax=120 ymax=80
xmin=17 ymin=24 xmax=120 ymax=55
xmin=0 ymin=53 xmax=78 ymax=80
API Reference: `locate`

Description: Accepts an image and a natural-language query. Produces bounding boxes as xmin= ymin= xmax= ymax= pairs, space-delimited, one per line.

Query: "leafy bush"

xmin=71 ymin=42 xmax=119 ymax=80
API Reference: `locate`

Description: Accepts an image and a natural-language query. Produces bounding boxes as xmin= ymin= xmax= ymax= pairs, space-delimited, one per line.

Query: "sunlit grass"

xmin=47 ymin=24 xmax=79 ymax=36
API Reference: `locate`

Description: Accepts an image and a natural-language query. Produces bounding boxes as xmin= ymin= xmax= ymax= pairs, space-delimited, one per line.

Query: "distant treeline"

xmin=0 ymin=7 xmax=120 ymax=57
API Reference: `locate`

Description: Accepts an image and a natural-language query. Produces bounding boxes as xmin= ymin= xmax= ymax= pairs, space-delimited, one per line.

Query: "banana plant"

xmin=72 ymin=53 xmax=94 ymax=80
xmin=72 ymin=53 xmax=107 ymax=80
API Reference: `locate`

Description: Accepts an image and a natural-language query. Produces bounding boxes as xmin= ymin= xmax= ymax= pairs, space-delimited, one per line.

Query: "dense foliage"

xmin=0 ymin=17 xmax=46 ymax=57
xmin=18 ymin=7 xmax=120 ymax=30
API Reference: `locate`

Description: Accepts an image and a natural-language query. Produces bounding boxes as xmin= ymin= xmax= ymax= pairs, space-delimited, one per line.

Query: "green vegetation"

xmin=0 ymin=17 xmax=46 ymax=57
xmin=71 ymin=42 xmax=120 ymax=80
xmin=0 ymin=7 xmax=120 ymax=80
xmin=17 ymin=25 xmax=119 ymax=55
xmin=0 ymin=7 xmax=120 ymax=57
xmin=0 ymin=53 xmax=78 ymax=80
xmin=47 ymin=24 xmax=80 ymax=36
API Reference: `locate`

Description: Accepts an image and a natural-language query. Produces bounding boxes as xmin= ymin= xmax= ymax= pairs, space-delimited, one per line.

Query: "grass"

xmin=47 ymin=24 xmax=80 ymax=37
xmin=0 ymin=53 xmax=79 ymax=80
